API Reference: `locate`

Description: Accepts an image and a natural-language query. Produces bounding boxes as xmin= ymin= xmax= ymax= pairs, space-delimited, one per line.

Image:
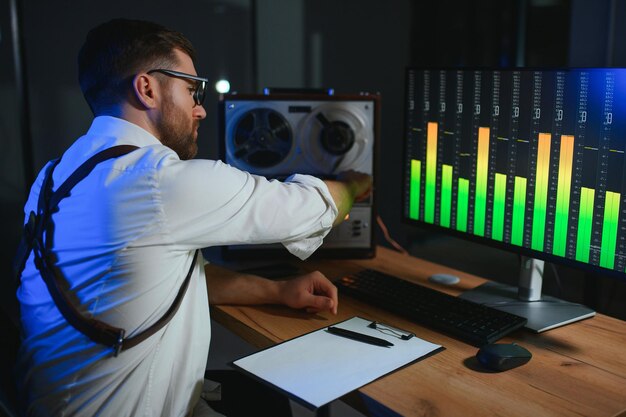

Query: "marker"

xmin=326 ymin=326 xmax=393 ymax=347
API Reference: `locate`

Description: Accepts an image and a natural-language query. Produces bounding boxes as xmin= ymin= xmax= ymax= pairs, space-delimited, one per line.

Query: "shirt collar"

xmin=86 ymin=116 xmax=162 ymax=148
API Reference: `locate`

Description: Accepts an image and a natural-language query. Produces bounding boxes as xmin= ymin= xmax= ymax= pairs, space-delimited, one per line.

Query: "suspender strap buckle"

xmin=114 ymin=329 xmax=126 ymax=357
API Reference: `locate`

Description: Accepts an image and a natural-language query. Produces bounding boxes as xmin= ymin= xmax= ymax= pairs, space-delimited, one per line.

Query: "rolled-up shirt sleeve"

xmin=280 ymin=173 xmax=338 ymax=259
xmin=156 ymin=155 xmax=338 ymax=260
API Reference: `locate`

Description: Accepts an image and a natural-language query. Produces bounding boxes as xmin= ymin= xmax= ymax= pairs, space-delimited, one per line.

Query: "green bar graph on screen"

xmin=553 ymin=135 xmax=574 ymax=257
xmin=511 ymin=176 xmax=527 ymax=246
xmin=600 ymin=191 xmax=620 ymax=269
xmin=425 ymin=122 xmax=438 ymax=223
xmin=575 ymin=187 xmax=594 ymax=263
xmin=473 ymin=127 xmax=490 ymax=236
xmin=492 ymin=173 xmax=506 ymax=241
xmin=409 ymin=159 xmax=421 ymax=220
xmin=532 ymin=133 xmax=551 ymax=251
xmin=457 ymin=178 xmax=469 ymax=232
xmin=440 ymin=165 xmax=453 ymax=227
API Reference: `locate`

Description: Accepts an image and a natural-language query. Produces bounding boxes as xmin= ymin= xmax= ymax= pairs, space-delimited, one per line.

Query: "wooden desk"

xmin=211 ymin=246 xmax=626 ymax=417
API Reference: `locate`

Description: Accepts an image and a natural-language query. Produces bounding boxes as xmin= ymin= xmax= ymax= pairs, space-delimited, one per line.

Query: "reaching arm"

xmin=205 ymin=264 xmax=338 ymax=314
xmin=203 ymin=171 xmax=369 ymax=310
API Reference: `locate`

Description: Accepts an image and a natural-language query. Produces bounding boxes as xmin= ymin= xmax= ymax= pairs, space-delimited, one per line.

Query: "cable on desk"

xmin=376 ymin=214 xmax=408 ymax=255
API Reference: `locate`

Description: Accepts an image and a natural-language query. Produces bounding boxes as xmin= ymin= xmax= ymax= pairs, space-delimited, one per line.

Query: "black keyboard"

xmin=336 ymin=269 xmax=527 ymax=346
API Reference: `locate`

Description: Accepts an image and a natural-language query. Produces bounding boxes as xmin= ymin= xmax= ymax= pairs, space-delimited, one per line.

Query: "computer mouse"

xmin=476 ymin=343 xmax=532 ymax=372
xmin=427 ymin=273 xmax=460 ymax=285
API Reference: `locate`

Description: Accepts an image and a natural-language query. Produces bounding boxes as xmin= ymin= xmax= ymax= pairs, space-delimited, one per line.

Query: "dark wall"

xmin=410 ymin=0 xmax=521 ymax=67
xmin=0 ymin=0 xmax=26 ymax=321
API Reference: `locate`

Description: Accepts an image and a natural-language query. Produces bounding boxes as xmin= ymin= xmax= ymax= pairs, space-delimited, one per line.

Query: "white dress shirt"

xmin=16 ymin=116 xmax=338 ymax=417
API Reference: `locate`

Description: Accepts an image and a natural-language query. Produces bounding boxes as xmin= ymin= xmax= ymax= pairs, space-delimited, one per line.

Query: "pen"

xmin=326 ymin=326 xmax=394 ymax=347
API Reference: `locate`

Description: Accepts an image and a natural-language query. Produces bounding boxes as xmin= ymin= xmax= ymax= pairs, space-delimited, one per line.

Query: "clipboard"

xmin=230 ymin=316 xmax=443 ymax=410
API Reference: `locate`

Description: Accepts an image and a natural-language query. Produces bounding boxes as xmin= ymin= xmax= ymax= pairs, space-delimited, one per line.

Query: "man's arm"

xmin=205 ymin=264 xmax=338 ymax=314
xmin=323 ymin=170 xmax=372 ymax=226
xmin=204 ymin=171 xmax=369 ymax=311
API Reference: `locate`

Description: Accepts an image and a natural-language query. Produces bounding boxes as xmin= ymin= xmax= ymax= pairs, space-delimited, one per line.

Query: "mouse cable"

xmin=376 ymin=214 xmax=408 ymax=255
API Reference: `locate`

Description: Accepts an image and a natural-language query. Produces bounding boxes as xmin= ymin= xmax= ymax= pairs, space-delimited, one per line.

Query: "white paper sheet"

xmin=231 ymin=316 xmax=442 ymax=409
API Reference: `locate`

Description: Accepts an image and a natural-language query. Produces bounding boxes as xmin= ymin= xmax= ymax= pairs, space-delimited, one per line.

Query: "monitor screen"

xmin=402 ymin=68 xmax=626 ymax=280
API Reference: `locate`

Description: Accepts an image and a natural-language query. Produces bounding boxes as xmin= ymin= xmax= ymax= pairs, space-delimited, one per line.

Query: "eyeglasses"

xmin=147 ymin=69 xmax=208 ymax=106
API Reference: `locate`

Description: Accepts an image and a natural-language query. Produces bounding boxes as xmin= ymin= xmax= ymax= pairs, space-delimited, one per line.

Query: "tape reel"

xmin=224 ymin=99 xmax=374 ymax=178
xmin=297 ymin=103 xmax=372 ymax=174
xmin=231 ymin=108 xmax=293 ymax=169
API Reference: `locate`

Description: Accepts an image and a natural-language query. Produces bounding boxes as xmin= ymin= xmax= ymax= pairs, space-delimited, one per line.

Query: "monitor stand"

xmin=459 ymin=257 xmax=595 ymax=332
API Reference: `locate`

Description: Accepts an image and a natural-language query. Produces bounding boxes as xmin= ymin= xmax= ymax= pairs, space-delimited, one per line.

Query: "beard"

xmin=156 ymin=96 xmax=199 ymax=160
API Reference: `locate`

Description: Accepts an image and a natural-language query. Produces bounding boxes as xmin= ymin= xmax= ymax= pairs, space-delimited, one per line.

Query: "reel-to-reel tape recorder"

xmin=219 ymin=92 xmax=379 ymax=259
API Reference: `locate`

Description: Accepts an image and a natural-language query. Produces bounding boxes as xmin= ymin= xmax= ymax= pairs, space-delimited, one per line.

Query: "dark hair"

xmin=78 ymin=19 xmax=196 ymax=115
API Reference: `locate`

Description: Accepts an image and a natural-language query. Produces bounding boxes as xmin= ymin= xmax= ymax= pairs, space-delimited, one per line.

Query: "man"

xmin=15 ymin=18 xmax=371 ymax=417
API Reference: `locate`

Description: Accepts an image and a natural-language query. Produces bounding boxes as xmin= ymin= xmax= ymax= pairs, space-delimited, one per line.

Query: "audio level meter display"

xmin=404 ymin=69 xmax=626 ymax=273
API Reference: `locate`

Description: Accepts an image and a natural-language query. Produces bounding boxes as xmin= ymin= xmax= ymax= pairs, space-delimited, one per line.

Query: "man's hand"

xmin=205 ymin=264 xmax=338 ymax=314
xmin=336 ymin=170 xmax=372 ymax=202
xmin=277 ymin=271 xmax=338 ymax=315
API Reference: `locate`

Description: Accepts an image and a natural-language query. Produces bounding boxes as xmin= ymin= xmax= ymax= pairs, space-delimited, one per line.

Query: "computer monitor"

xmin=402 ymin=68 xmax=626 ymax=332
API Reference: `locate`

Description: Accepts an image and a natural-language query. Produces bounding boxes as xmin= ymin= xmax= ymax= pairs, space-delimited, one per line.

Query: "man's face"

xmin=155 ymin=50 xmax=206 ymax=160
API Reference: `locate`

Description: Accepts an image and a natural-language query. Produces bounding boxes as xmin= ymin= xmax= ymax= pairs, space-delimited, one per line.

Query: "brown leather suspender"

xmin=14 ymin=145 xmax=198 ymax=356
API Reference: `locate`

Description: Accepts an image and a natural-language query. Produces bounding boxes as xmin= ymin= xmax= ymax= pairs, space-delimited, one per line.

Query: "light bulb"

xmin=215 ymin=79 xmax=230 ymax=94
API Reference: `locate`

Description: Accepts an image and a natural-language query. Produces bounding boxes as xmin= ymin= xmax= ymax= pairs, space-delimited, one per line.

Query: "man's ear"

xmin=132 ymin=73 xmax=158 ymax=109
